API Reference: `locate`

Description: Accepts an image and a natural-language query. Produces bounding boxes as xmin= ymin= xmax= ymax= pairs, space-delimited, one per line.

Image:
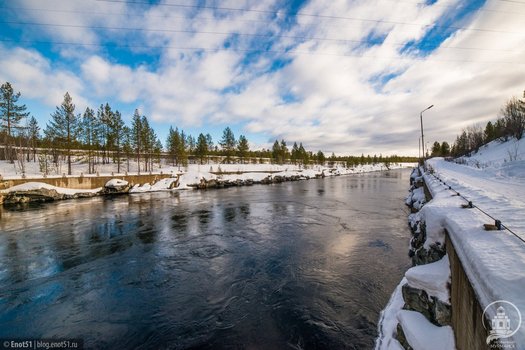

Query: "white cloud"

xmin=1 ymin=0 xmax=524 ymax=155
xmin=0 ymin=45 xmax=87 ymax=109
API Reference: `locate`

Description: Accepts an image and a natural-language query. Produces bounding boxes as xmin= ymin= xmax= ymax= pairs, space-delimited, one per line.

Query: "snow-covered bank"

xmin=1 ymin=163 xmax=413 ymax=204
xmin=0 ymin=158 xmax=414 ymax=180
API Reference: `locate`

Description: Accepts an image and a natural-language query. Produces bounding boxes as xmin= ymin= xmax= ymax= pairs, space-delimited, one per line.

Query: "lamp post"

xmin=418 ymin=137 xmax=421 ymax=162
xmin=420 ymin=104 xmax=433 ymax=165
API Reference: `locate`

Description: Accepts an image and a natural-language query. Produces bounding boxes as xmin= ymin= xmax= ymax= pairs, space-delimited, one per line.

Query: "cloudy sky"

xmin=1 ymin=0 xmax=524 ymax=156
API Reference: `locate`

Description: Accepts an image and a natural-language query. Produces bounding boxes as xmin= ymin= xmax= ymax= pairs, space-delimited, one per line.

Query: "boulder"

xmin=101 ymin=179 xmax=130 ymax=194
xmin=2 ymin=187 xmax=64 ymax=204
xmin=401 ymin=283 xmax=451 ymax=326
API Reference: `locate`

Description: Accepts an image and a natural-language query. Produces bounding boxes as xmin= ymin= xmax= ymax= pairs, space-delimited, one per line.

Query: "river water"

xmin=0 ymin=170 xmax=411 ymax=349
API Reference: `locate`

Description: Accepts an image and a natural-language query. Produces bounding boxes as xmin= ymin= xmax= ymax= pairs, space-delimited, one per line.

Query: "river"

xmin=0 ymin=169 xmax=412 ymax=349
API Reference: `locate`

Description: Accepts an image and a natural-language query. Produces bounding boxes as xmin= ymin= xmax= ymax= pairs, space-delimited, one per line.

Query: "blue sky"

xmin=1 ymin=0 xmax=524 ymax=155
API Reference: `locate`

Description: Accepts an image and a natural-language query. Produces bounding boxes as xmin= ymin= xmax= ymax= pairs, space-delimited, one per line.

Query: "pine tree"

xmin=141 ymin=116 xmax=152 ymax=172
xmin=122 ymin=126 xmax=132 ymax=172
xmin=131 ymin=109 xmax=143 ymax=173
xmin=299 ymin=143 xmax=308 ymax=166
xmin=272 ymin=140 xmax=281 ymax=164
xmin=82 ymin=107 xmax=98 ymax=174
xmin=0 ymin=82 xmax=30 ymax=162
xmin=111 ymin=110 xmax=125 ymax=173
xmin=166 ymin=126 xmax=177 ymax=166
xmin=317 ymin=150 xmax=325 ymax=165
xmin=291 ymin=142 xmax=299 ymax=164
xmin=196 ymin=133 xmax=208 ymax=164
xmin=178 ymin=129 xmax=188 ymax=167
xmin=431 ymin=141 xmax=441 ymax=157
xmin=220 ymin=127 xmax=236 ymax=163
xmin=280 ymin=140 xmax=288 ymax=163
xmin=484 ymin=121 xmax=495 ymax=143
xmin=28 ymin=116 xmax=40 ymax=162
xmin=237 ymin=135 xmax=249 ymax=163
xmin=205 ymin=133 xmax=213 ymax=163
xmin=154 ymin=138 xmax=163 ymax=169
xmin=440 ymin=141 xmax=450 ymax=156
xmin=45 ymin=92 xmax=80 ymax=175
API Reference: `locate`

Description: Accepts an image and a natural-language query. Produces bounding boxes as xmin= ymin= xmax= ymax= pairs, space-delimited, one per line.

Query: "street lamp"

xmin=420 ymin=104 xmax=433 ymax=164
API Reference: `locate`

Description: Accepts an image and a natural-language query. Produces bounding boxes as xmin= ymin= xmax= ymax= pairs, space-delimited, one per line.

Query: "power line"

xmin=95 ymin=0 xmax=525 ymax=34
xmin=0 ymin=20 xmax=518 ymax=54
xmin=2 ymin=0 xmax=524 ymax=28
xmin=1 ymin=38 xmax=523 ymax=65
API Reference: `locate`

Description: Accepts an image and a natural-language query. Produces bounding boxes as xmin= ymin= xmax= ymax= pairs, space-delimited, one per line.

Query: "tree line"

xmin=1 ymin=82 xmax=417 ymax=175
xmin=430 ymin=90 xmax=525 ymax=158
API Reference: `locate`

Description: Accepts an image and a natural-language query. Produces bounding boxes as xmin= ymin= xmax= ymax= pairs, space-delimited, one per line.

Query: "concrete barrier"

xmin=446 ymin=232 xmax=490 ymax=350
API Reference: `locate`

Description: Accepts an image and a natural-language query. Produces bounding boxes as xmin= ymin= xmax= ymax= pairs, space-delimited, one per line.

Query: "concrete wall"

xmin=1 ymin=173 xmax=173 ymax=190
xmin=446 ymin=232 xmax=490 ymax=350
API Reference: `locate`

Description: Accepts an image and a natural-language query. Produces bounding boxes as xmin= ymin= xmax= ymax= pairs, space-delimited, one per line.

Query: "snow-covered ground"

xmin=0 ymin=157 xmax=411 ymax=180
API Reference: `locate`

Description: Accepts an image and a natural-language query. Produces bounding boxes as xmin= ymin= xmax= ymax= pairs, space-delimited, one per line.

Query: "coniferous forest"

xmin=0 ymin=82 xmax=417 ymax=175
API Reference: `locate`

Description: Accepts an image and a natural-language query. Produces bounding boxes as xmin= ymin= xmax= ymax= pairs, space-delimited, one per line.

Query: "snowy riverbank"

xmin=1 ymin=163 xmax=413 ymax=204
xmin=376 ymin=136 xmax=525 ymax=350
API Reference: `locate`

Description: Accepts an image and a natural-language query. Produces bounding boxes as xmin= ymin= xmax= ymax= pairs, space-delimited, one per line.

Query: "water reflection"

xmin=0 ymin=170 xmax=412 ymax=349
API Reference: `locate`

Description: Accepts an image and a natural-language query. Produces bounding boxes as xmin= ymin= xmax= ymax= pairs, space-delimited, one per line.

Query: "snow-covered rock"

xmin=104 ymin=178 xmax=129 ymax=189
xmin=405 ymin=255 xmax=450 ymax=303
xmin=396 ymin=310 xmax=455 ymax=350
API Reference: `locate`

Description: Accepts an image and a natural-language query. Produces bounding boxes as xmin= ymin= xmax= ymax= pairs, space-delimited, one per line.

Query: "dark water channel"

xmin=0 ymin=170 xmax=412 ymax=349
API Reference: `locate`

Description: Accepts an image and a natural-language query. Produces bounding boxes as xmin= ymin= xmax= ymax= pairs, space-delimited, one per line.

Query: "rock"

xmin=396 ymin=323 xmax=413 ymax=350
xmin=412 ymin=243 xmax=446 ymax=266
xmin=101 ymin=179 xmax=130 ymax=194
xmin=402 ymin=284 xmax=432 ymax=321
xmin=2 ymin=188 xmax=64 ymax=204
xmin=432 ymin=295 xmax=452 ymax=326
xmin=168 ymin=178 xmax=180 ymax=189
xmin=273 ymin=175 xmax=284 ymax=183
xmin=402 ymin=283 xmax=451 ymax=326
xmin=260 ymin=176 xmax=272 ymax=184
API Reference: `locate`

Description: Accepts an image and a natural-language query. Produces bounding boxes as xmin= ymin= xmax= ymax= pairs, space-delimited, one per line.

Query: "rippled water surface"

xmin=0 ymin=170 xmax=412 ymax=349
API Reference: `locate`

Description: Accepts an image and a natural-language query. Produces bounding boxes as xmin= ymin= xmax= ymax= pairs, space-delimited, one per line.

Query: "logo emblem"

xmin=482 ymin=300 xmax=522 ymax=346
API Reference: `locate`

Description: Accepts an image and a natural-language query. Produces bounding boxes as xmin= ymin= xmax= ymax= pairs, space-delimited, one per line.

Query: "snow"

xmin=397 ymin=310 xmax=455 ymax=350
xmin=105 ymin=179 xmax=128 ymax=188
xmin=406 ymin=186 xmax=426 ymax=209
xmin=375 ymin=278 xmax=407 ymax=350
xmin=1 ymin=160 xmax=413 ymax=195
xmin=0 ymin=157 xmax=414 ymax=180
xmin=457 ymin=137 xmax=525 ymax=170
xmin=0 ymin=182 xmax=101 ymax=195
xmin=422 ymin=137 xmax=525 ymax=346
xmin=405 ymin=255 xmax=450 ymax=303
xmin=130 ymin=177 xmax=180 ymax=193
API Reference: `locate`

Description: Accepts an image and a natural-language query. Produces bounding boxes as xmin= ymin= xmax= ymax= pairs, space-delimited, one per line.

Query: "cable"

xmin=0 ymin=20 xmax=519 ymax=53
xmin=427 ymin=171 xmax=525 ymax=245
xmin=2 ymin=38 xmax=523 ymax=65
xmin=95 ymin=0 xmax=525 ymax=35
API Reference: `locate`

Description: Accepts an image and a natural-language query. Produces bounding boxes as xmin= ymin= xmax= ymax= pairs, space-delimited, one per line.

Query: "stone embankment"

xmin=394 ymin=168 xmax=454 ymax=349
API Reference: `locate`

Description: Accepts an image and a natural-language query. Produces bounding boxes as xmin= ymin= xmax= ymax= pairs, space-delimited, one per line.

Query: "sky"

xmin=0 ymin=0 xmax=524 ymax=156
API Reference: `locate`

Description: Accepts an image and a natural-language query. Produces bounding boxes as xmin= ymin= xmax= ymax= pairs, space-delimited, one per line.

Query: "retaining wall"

xmin=1 ymin=173 xmax=173 ymax=190
xmin=446 ymin=232 xmax=490 ymax=350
